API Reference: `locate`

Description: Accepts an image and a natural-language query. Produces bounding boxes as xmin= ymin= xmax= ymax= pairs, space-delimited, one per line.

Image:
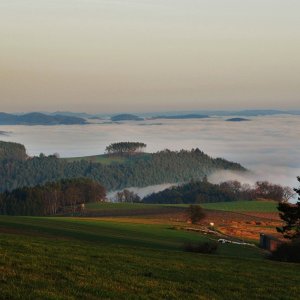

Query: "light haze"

xmin=1 ymin=0 xmax=300 ymax=112
xmin=1 ymin=115 xmax=300 ymax=189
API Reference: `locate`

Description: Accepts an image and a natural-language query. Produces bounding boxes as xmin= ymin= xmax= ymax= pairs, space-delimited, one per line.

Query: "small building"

xmin=259 ymin=233 xmax=283 ymax=251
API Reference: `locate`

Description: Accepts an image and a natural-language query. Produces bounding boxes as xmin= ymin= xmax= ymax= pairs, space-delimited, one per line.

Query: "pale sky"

xmin=1 ymin=0 xmax=300 ymax=113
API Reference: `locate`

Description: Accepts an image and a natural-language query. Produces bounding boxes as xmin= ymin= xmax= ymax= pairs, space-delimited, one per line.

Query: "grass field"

xmin=64 ymin=153 xmax=151 ymax=165
xmin=64 ymin=154 xmax=127 ymax=165
xmin=85 ymin=200 xmax=278 ymax=213
xmin=85 ymin=202 xmax=161 ymax=211
xmin=1 ymin=215 xmax=300 ymax=299
xmin=201 ymin=200 xmax=278 ymax=212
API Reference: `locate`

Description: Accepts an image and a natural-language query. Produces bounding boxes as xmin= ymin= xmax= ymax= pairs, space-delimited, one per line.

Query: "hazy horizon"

xmin=2 ymin=107 xmax=300 ymax=116
xmin=1 ymin=0 xmax=300 ymax=112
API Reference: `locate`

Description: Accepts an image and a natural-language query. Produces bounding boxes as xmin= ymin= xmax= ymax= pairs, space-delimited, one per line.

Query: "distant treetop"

xmin=105 ymin=142 xmax=147 ymax=155
xmin=111 ymin=114 xmax=143 ymax=121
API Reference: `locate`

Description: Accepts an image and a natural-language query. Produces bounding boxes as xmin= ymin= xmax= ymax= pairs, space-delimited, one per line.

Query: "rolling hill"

xmin=0 ymin=112 xmax=87 ymax=125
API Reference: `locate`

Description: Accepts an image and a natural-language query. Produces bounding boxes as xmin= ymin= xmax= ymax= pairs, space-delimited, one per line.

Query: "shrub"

xmin=187 ymin=205 xmax=205 ymax=224
xmin=270 ymin=239 xmax=300 ymax=263
xmin=183 ymin=241 xmax=218 ymax=254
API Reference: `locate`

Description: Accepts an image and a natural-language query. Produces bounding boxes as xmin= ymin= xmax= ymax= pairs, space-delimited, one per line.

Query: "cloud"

xmin=107 ymin=183 xmax=177 ymax=200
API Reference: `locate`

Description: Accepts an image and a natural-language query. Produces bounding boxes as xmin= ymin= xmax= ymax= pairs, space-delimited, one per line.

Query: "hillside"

xmin=0 ymin=112 xmax=87 ymax=125
xmin=226 ymin=118 xmax=250 ymax=122
xmin=0 ymin=142 xmax=246 ymax=192
xmin=111 ymin=114 xmax=143 ymax=121
xmin=0 ymin=215 xmax=299 ymax=299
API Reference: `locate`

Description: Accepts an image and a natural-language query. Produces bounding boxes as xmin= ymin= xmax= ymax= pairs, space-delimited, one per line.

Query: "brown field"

xmin=86 ymin=206 xmax=283 ymax=242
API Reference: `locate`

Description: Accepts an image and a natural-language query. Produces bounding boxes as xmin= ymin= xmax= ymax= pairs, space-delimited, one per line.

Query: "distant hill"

xmin=10 ymin=110 xmax=300 ymax=122
xmin=49 ymin=111 xmax=93 ymax=119
xmin=210 ymin=109 xmax=299 ymax=117
xmin=0 ymin=112 xmax=87 ymax=125
xmin=146 ymin=109 xmax=300 ymax=118
xmin=0 ymin=142 xmax=246 ymax=192
xmin=226 ymin=118 xmax=250 ymax=122
xmin=228 ymin=110 xmax=292 ymax=116
xmin=88 ymin=116 xmax=104 ymax=120
xmin=152 ymin=114 xmax=209 ymax=120
xmin=111 ymin=114 xmax=144 ymax=121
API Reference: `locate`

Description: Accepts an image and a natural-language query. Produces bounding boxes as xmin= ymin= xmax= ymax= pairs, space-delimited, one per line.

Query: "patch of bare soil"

xmin=202 ymin=210 xmax=283 ymax=241
xmin=79 ymin=206 xmax=284 ymax=242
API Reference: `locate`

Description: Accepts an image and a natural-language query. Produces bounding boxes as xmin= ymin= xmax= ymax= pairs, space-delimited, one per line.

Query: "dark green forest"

xmin=143 ymin=179 xmax=291 ymax=204
xmin=105 ymin=142 xmax=147 ymax=155
xmin=0 ymin=141 xmax=245 ymax=192
xmin=0 ymin=178 xmax=106 ymax=216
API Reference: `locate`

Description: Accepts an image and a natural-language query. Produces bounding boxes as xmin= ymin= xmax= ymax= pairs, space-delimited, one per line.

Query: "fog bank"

xmin=1 ymin=115 xmax=300 ymax=189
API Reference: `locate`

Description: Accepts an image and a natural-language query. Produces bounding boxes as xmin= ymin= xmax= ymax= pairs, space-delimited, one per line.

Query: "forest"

xmin=143 ymin=179 xmax=292 ymax=204
xmin=0 ymin=178 xmax=106 ymax=216
xmin=0 ymin=141 xmax=245 ymax=192
xmin=105 ymin=142 xmax=147 ymax=155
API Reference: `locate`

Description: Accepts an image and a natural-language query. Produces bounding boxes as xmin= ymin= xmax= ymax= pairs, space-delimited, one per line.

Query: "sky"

xmin=1 ymin=0 xmax=300 ymax=113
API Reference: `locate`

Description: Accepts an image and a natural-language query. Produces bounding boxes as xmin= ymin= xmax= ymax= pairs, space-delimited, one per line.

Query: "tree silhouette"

xmin=105 ymin=142 xmax=146 ymax=155
xmin=187 ymin=205 xmax=205 ymax=224
xmin=277 ymin=177 xmax=300 ymax=239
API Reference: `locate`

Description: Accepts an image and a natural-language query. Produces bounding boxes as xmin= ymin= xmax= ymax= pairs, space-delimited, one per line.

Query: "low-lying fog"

xmin=1 ymin=115 xmax=300 ymax=190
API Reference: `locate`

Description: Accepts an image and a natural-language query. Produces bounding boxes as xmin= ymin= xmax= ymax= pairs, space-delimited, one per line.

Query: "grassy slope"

xmin=201 ymin=201 xmax=278 ymax=212
xmin=86 ymin=201 xmax=278 ymax=213
xmin=64 ymin=153 xmax=151 ymax=165
xmin=1 ymin=216 xmax=300 ymax=299
xmin=162 ymin=201 xmax=278 ymax=213
xmin=63 ymin=154 xmax=127 ymax=165
xmin=85 ymin=202 xmax=162 ymax=211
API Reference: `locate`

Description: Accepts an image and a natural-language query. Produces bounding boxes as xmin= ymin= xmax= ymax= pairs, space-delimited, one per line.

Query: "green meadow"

xmin=64 ymin=154 xmax=127 ymax=165
xmin=201 ymin=200 xmax=278 ymax=212
xmin=1 ymin=215 xmax=299 ymax=299
xmin=85 ymin=200 xmax=278 ymax=213
xmin=64 ymin=153 xmax=151 ymax=165
xmin=85 ymin=202 xmax=162 ymax=211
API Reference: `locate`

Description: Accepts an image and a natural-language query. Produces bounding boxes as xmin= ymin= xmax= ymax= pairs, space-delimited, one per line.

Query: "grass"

xmin=201 ymin=200 xmax=278 ymax=213
xmin=63 ymin=153 xmax=151 ymax=165
xmin=86 ymin=200 xmax=278 ymax=213
xmin=85 ymin=202 xmax=161 ymax=211
xmin=1 ymin=216 xmax=300 ymax=299
xmin=83 ymin=202 xmax=185 ymax=218
xmin=63 ymin=154 xmax=127 ymax=165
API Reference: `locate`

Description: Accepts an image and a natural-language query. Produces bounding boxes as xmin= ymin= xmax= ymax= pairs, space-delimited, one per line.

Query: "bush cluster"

xmin=183 ymin=242 xmax=218 ymax=254
xmin=270 ymin=240 xmax=300 ymax=263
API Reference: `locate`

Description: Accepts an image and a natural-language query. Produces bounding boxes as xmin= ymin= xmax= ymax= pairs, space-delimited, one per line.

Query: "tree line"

xmin=0 ymin=178 xmax=106 ymax=216
xmin=105 ymin=142 xmax=147 ymax=155
xmin=142 ymin=178 xmax=293 ymax=204
xmin=271 ymin=177 xmax=300 ymax=263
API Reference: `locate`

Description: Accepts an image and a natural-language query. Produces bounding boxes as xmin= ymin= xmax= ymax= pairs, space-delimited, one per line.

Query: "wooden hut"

xmin=259 ymin=233 xmax=283 ymax=251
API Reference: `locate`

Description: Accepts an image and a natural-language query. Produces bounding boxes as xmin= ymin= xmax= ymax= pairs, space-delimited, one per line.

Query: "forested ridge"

xmin=0 ymin=112 xmax=86 ymax=125
xmin=0 ymin=141 xmax=246 ymax=192
xmin=143 ymin=179 xmax=292 ymax=204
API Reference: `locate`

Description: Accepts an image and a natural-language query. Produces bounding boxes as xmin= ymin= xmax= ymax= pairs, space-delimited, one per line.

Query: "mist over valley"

xmin=1 ymin=114 xmax=299 ymax=189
